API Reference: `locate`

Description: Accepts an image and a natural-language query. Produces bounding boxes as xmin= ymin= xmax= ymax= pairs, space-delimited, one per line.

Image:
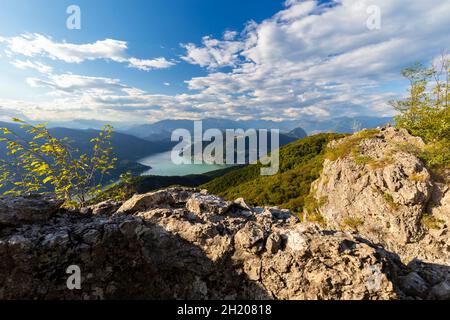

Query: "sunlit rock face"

xmin=312 ymin=127 xmax=450 ymax=267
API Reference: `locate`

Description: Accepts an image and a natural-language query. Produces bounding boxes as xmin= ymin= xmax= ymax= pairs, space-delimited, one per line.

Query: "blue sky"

xmin=0 ymin=0 xmax=284 ymax=95
xmin=0 ymin=0 xmax=448 ymax=123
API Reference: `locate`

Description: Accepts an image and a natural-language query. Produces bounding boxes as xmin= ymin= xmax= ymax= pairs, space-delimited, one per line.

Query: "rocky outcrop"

xmin=2 ymin=188 xmax=444 ymax=300
xmin=311 ymin=127 xmax=450 ymax=265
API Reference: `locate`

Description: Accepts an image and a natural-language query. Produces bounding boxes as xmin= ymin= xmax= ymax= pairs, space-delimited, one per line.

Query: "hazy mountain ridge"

xmin=122 ymin=116 xmax=391 ymax=140
xmin=0 ymin=121 xmax=173 ymax=161
xmin=0 ymin=121 xmax=176 ymax=188
xmin=6 ymin=116 xmax=390 ymax=140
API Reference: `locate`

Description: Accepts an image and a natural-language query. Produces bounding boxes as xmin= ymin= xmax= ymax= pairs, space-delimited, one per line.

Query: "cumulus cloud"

xmin=181 ymin=34 xmax=245 ymax=69
xmin=0 ymin=33 xmax=176 ymax=71
xmin=275 ymin=0 xmax=317 ymax=21
xmin=178 ymin=0 xmax=450 ymax=120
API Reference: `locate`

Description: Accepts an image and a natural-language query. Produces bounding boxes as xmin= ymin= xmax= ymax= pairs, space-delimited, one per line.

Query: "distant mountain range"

xmin=123 ymin=116 xmax=392 ymax=140
xmin=293 ymin=116 xmax=394 ymax=134
xmin=0 ymin=119 xmax=309 ymax=180
xmin=42 ymin=119 xmax=138 ymax=131
xmin=27 ymin=116 xmax=392 ymax=140
xmin=123 ymin=118 xmax=294 ymax=141
xmin=191 ymin=129 xmax=306 ymax=164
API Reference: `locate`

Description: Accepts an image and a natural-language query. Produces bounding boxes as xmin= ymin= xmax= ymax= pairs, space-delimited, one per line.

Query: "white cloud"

xmin=223 ymin=30 xmax=238 ymax=41
xmin=0 ymin=33 xmax=176 ymax=71
xmin=181 ymin=35 xmax=245 ymax=69
xmin=128 ymin=57 xmax=176 ymax=71
xmin=11 ymin=59 xmax=53 ymax=74
xmin=26 ymin=73 xmax=125 ymax=93
xmin=275 ymin=0 xmax=317 ymax=21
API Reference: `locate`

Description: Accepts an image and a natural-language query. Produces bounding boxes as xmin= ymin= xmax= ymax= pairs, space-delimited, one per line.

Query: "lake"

xmin=138 ymin=151 xmax=227 ymax=176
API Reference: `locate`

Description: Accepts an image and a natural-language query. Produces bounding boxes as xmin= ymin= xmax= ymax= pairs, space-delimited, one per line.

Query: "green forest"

xmin=201 ymin=133 xmax=345 ymax=214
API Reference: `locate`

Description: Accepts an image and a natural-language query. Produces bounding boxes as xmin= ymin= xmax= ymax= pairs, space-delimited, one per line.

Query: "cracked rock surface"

xmin=1 ymin=187 xmax=448 ymax=300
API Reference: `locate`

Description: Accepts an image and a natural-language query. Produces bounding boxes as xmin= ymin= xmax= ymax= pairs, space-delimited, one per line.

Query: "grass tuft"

xmin=325 ymin=129 xmax=379 ymax=162
xmin=342 ymin=216 xmax=364 ymax=230
xmin=383 ymin=192 xmax=399 ymax=211
xmin=422 ymin=213 xmax=445 ymax=230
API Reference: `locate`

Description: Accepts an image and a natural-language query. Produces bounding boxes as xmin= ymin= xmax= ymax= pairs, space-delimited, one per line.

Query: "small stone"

xmin=266 ymin=232 xmax=282 ymax=254
xmin=428 ymin=279 xmax=450 ymax=300
xmin=233 ymin=198 xmax=253 ymax=212
xmin=266 ymin=207 xmax=292 ymax=220
xmin=117 ymin=190 xmax=177 ymax=214
xmin=88 ymin=200 xmax=121 ymax=215
xmin=82 ymin=229 xmax=101 ymax=245
xmin=244 ymin=259 xmax=261 ymax=281
xmin=186 ymin=193 xmax=232 ymax=216
xmin=234 ymin=222 xmax=265 ymax=253
xmin=399 ymin=272 xmax=429 ymax=298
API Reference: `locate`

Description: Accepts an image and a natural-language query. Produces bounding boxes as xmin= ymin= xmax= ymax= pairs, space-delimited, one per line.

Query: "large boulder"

xmin=186 ymin=192 xmax=233 ymax=216
xmin=116 ymin=188 xmax=193 ymax=215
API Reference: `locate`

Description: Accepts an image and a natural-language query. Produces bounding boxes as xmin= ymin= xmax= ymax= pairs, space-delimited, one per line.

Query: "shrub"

xmin=0 ymin=118 xmax=117 ymax=207
xmin=342 ymin=216 xmax=364 ymax=230
xmin=419 ymin=140 xmax=450 ymax=180
xmin=422 ymin=213 xmax=445 ymax=230
xmin=367 ymin=156 xmax=395 ymax=170
xmin=303 ymin=192 xmax=327 ymax=226
xmin=354 ymin=155 xmax=373 ymax=165
xmin=307 ymin=211 xmax=326 ymax=226
xmin=383 ymin=193 xmax=399 ymax=211
xmin=391 ymin=58 xmax=450 ymax=177
xmin=409 ymin=172 xmax=429 ymax=182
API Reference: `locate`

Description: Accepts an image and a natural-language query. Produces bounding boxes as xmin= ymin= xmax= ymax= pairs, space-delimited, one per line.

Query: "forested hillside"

xmin=201 ymin=133 xmax=345 ymax=214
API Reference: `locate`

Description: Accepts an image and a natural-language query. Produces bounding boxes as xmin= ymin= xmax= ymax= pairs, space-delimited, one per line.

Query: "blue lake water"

xmin=138 ymin=151 xmax=227 ymax=176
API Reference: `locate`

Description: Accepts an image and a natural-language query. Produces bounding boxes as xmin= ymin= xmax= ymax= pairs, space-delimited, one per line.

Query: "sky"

xmin=0 ymin=0 xmax=448 ymax=123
